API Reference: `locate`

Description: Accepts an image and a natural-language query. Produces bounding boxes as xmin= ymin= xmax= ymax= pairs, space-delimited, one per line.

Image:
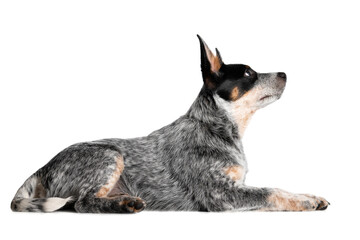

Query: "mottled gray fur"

xmin=11 ymin=38 xmax=329 ymax=213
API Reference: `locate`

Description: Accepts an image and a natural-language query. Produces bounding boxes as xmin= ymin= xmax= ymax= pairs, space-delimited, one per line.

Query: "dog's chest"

xmin=215 ymin=139 xmax=248 ymax=185
xmin=233 ymin=138 xmax=247 ymax=165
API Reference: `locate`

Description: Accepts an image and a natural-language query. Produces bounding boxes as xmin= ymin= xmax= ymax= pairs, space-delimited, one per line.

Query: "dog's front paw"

xmin=304 ymin=194 xmax=330 ymax=210
xmin=264 ymin=189 xmax=330 ymax=211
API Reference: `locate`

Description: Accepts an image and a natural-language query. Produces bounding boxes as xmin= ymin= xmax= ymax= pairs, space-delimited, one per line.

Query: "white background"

xmin=0 ymin=0 xmax=359 ymax=239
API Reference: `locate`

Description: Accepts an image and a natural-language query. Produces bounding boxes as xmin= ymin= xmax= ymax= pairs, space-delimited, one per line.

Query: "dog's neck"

xmin=212 ymin=94 xmax=255 ymax=138
xmin=186 ymin=87 xmax=244 ymax=140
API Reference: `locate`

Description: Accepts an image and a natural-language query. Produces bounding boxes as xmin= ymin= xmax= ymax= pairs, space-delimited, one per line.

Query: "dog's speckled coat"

xmin=11 ymin=36 xmax=329 ymax=213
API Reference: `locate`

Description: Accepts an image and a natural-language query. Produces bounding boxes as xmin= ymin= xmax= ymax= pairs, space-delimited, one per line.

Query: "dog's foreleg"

xmin=258 ymin=188 xmax=329 ymax=211
xmin=222 ymin=187 xmax=329 ymax=211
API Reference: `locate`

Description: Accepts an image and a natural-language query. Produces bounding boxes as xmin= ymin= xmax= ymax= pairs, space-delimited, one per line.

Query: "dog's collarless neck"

xmin=186 ymin=87 xmax=240 ymax=141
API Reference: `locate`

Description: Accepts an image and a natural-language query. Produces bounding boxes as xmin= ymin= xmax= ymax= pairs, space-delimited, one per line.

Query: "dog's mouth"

xmin=257 ymin=94 xmax=282 ymax=108
xmin=259 ymin=95 xmax=274 ymax=101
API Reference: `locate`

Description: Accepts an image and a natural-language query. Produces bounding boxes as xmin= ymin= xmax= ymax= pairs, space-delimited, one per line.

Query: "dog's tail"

xmin=11 ymin=175 xmax=73 ymax=212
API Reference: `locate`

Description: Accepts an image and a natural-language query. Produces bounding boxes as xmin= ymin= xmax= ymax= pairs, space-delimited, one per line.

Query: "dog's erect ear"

xmin=197 ymin=35 xmax=223 ymax=73
xmin=197 ymin=35 xmax=223 ymax=88
xmin=215 ymin=48 xmax=223 ymax=65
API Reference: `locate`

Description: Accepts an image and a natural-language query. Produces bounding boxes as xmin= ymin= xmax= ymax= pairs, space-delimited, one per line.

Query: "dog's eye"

xmin=244 ymin=69 xmax=252 ymax=77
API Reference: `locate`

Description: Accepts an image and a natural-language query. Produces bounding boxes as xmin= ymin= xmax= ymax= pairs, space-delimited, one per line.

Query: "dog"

xmin=11 ymin=35 xmax=329 ymax=213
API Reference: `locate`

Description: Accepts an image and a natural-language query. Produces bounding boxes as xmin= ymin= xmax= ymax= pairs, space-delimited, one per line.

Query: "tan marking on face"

xmin=230 ymin=87 xmax=263 ymax=137
xmin=223 ymin=165 xmax=245 ymax=182
xmin=230 ymin=87 xmax=239 ymax=101
xmin=96 ymin=155 xmax=124 ymax=198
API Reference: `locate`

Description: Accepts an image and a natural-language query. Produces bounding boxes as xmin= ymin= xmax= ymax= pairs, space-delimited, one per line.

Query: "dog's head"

xmin=197 ymin=35 xmax=286 ymax=136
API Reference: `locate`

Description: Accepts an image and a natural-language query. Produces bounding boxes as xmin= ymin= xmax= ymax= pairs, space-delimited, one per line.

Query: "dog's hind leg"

xmin=12 ymin=144 xmax=146 ymax=213
xmin=74 ymin=154 xmax=146 ymax=213
xmin=74 ymin=193 xmax=146 ymax=213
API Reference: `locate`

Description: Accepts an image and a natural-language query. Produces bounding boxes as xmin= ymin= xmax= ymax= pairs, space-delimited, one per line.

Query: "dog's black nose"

xmin=277 ymin=72 xmax=287 ymax=80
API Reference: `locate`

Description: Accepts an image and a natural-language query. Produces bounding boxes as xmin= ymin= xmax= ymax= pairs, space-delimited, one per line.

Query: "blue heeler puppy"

xmin=11 ymin=35 xmax=329 ymax=213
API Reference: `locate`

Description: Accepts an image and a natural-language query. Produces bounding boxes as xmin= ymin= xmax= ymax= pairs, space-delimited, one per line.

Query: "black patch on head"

xmin=197 ymin=36 xmax=258 ymax=100
xmin=216 ymin=64 xmax=258 ymax=101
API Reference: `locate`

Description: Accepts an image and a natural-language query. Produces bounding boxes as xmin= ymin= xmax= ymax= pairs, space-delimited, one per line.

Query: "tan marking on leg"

xmin=223 ymin=165 xmax=245 ymax=182
xmin=304 ymin=194 xmax=330 ymax=210
xmin=262 ymin=189 xmax=305 ymax=211
xmin=107 ymin=182 xmax=126 ymax=198
xmin=96 ymin=155 xmax=124 ymax=198
xmin=263 ymin=189 xmax=329 ymax=211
